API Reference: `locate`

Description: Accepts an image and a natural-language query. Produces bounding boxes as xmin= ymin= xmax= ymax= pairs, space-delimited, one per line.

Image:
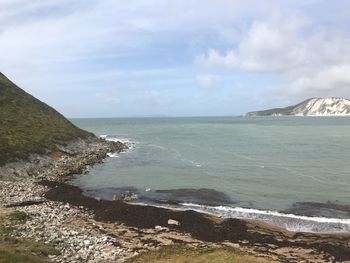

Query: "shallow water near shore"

xmin=71 ymin=117 xmax=350 ymax=233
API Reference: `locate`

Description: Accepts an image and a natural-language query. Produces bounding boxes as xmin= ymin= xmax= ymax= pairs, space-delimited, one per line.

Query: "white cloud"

xmin=1 ymin=0 xmax=350 ymax=116
xmin=196 ymin=14 xmax=312 ymax=72
xmin=95 ymin=91 xmax=120 ymax=104
xmin=0 ymin=0 xmax=320 ymax=74
xmin=196 ymin=12 xmax=350 ymax=98
xmin=130 ymin=89 xmax=164 ymax=107
xmin=196 ymin=49 xmax=237 ymax=69
xmin=291 ymin=64 xmax=350 ymax=96
xmin=196 ymin=74 xmax=222 ymax=89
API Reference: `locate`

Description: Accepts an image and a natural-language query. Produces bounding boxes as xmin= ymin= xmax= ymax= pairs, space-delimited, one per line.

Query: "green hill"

xmin=0 ymin=72 xmax=94 ymax=165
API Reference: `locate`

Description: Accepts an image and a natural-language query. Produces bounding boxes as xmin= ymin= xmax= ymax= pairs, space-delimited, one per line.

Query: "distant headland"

xmin=247 ymin=97 xmax=350 ymax=116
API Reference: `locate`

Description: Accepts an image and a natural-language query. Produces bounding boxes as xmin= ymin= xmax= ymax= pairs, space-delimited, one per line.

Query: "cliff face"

xmin=247 ymin=98 xmax=350 ymax=117
xmin=0 ymin=72 xmax=94 ymax=165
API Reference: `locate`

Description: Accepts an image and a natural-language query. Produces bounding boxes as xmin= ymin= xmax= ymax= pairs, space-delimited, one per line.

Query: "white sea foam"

xmin=178 ymin=203 xmax=350 ymax=233
xmin=184 ymin=204 xmax=350 ymax=223
xmin=107 ymin=152 xmax=120 ymax=158
xmin=100 ymin=135 xmax=137 ymax=157
xmin=100 ymin=135 xmax=137 ymax=151
xmin=172 ymin=150 xmax=202 ymax=168
xmin=131 ymin=201 xmax=350 ymax=233
xmin=102 ymin=136 xmax=132 ymax=144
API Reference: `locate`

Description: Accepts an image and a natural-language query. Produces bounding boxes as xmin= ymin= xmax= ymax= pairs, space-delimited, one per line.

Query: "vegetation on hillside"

xmin=125 ymin=245 xmax=271 ymax=263
xmin=246 ymin=100 xmax=308 ymax=116
xmin=0 ymin=72 xmax=93 ymax=165
xmin=0 ymin=209 xmax=59 ymax=263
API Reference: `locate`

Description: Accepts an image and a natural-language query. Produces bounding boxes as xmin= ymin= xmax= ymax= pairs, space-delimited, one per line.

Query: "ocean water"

xmin=71 ymin=117 xmax=350 ymax=233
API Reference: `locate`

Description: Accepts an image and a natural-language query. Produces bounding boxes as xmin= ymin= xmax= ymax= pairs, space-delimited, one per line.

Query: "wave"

xmin=100 ymin=135 xmax=134 ymax=145
xmin=182 ymin=203 xmax=350 ymax=233
xmin=132 ymin=201 xmax=350 ymax=233
xmin=107 ymin=152 xmax=120 ymax=157
xmin=100 ymin=135 xmax=137 ymax=156
xmin=83 ymin=184 xmax=350 ymax=233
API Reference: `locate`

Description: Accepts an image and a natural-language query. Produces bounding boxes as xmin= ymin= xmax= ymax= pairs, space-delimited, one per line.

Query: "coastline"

xmin=1 ymin=138 xmax=350 ymax=262
xmin=41 ymin=180 xmax=350 ymax=262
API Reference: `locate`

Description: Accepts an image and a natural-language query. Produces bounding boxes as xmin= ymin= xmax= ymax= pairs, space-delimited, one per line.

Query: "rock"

xmin=123 ymin=193 xmax=138 ymax=201
xmin=5 ymin=197 xmax=46 ymax=207
xmin=168 ymin=219 xmax=180 ymax=226
xmin=113 ymin=193 xmax=138 ymax=202
xmin=95 ymin=196 xmax=102 ymax=202
xmin=112 ymin=194 xmax=121 ymax=201
xmin=155 ymin=225 xmax=169 ymax=232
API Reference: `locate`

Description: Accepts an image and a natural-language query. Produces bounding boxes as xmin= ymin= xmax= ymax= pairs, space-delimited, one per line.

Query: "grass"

xmin=0 ymin=72 xmax=93 ymax=165
xmin=0 ymin=237 xmax=59 ymax=263
xmin=0 ymin=210 xmax=59 ymax=263
xmin=125 ymin=245 xmax=271 ymax=263
xmin=9 ymin=211 xmax=27 ymax=221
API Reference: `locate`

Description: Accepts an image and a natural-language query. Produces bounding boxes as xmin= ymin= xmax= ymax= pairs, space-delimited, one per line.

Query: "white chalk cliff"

xmin=247 ymin=98 xmax=350 ymax=116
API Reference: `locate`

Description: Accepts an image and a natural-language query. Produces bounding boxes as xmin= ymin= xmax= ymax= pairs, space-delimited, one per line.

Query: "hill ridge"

xmin=0 ymin=72 xmax=94 ymax=165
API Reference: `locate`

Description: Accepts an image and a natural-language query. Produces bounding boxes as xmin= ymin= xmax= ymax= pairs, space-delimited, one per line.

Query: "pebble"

xmin=168 ymin=219 xmax=180 ymax=226
xmin=0 ymin=139 xmax=129 ymax=263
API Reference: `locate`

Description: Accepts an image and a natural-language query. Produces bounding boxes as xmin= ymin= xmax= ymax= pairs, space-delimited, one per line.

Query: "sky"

xmin=1 ymin=0 xmax=350 ymax=117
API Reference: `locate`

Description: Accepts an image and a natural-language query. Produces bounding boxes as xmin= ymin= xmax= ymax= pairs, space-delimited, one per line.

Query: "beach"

xmin=1 ymin=136 xmax=350 ymax=262
xmin=1 ymin=1 xmax=350 ymax=261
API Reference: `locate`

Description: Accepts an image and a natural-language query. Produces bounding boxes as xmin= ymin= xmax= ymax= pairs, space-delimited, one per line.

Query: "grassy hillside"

xmin=246 ymin=99 xmax=310 ymax=116
xmin=0 ymin=72 xmax=93 ymax=165
xmin=246 ymin=105 xmax=296 ymax=116
xmin=126 ymin=246 xmax=271 ymax=263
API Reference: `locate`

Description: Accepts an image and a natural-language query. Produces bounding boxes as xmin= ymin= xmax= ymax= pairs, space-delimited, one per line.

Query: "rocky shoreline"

xmin=1 ymin=138 xmax=350 ymax=262
xmin=0 ymin=138 xmax=224 ymax=262
xmin=0 ymin=137 xmax=134 ymax=262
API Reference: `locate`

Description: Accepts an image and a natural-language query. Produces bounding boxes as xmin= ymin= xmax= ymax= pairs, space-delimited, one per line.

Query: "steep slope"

xmin=247 ymin=98 xmax=350 ymax=116
xmin=0 ymin=72 xmax=94 ymax=165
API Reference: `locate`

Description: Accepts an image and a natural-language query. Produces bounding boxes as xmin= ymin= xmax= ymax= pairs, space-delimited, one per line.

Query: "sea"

xmin=71 ymin=116 xmax=350 ymax=233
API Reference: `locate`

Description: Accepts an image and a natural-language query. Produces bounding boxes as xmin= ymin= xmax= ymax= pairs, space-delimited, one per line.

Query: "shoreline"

xmin=79 ymin=186 xmax=350 ymax=234
xmin=1 ymin=138 xmax=350 ymax=262
xmin=41 ymin=180 xmax=350 ymax=262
